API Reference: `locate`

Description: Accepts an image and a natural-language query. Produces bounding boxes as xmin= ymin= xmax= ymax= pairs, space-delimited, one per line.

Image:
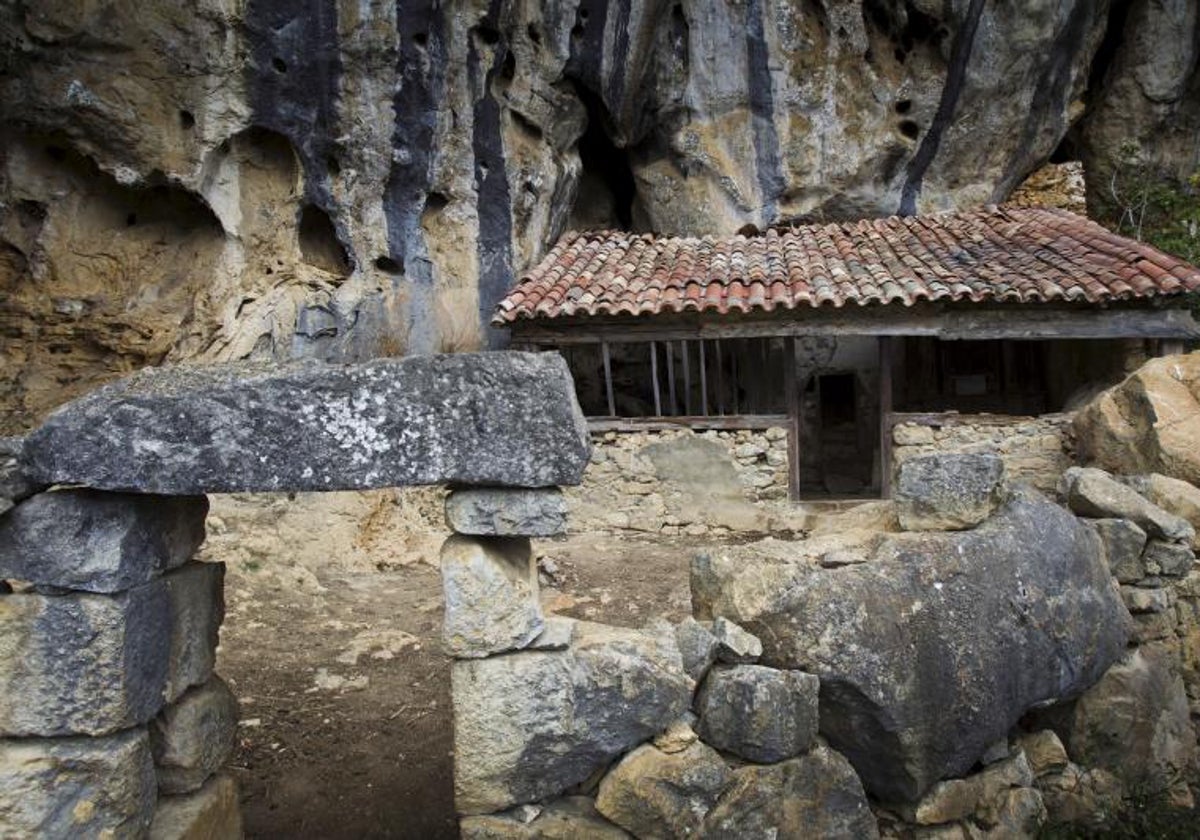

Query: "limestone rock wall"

xmin=0 ymin=1 xmax=1184 ymax=433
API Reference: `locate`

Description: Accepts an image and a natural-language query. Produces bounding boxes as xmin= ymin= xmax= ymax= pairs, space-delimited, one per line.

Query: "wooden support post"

xmin=1162 ymin=339 xmax=1186 ymax=357
xmin=650 ymin=341 xmax=662 ymax=417
xmin=666 ymin=340 xmax=678 ymax=415
xmin=715 ymin=339 xmax=726 ymax=415
xmin=731 ymin=341 xmax=740 ymax=414
xmin=602 ymin=341 xmax=616 ymax=418
xmin=699 ymin=340 xmax=709 ymax=416
xmin=682 ymin=339 xmax=692 ymax=415
xmin=879 ymin=336 xmax=894 ymax=499
xmin=785 ymin=336 xmax=801 ymax=502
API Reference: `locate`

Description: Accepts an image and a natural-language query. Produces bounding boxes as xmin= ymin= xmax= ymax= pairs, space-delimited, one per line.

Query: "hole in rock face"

xmin=298 ymin=204 xmax=352 ymax=275
xmin=898 ymin=120 xmax=920 ymax=140
xmin=414 ymin=32 xmax=428 ymax=47
xmin=45 ymin=144 xmax=67 ymax=162
xmin=527 ymin=23 xmax=541 ymax=44
xmin=424 ymin=192 xmax=449 ymax=213
xmin=326 ymin=155 xmax=341 ymax=177
xmin=125 ymin=212 xmax=138 ymax=227
xmin=894 ymin=99 xmax=912 ymax=114
xmin=179 ymin=110 xmax=196 ymax=129
xmin=272 ymin=56 xmax=287 ymax=73
xmin=501 ymin=51 xmax=516 ymax=81
xmin=374 ymin=255 xmax=402 ymax=274
xmin=476 ymin=26 xmax=500 ymax=46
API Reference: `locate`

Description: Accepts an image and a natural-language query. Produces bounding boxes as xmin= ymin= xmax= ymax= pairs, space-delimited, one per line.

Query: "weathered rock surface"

xmin=1085 ymin=518 xmax=1149 ymax=583
xmin=0 ymin=489 xmax=207 ymax=593
xmin=1053 ymin=646 xmax=1197 ymax=807
xmin=674 ymin=617 xmax=719 ymax=681
xmin=460 ymin=797 xmax=630 ymax=840
xmin=692 ymin=490 xmax=1129 ymax=802
xmin=21 ymin=353 xmax=590 ymax=493
xmin=0 ymin=728 xmax=156 ymax=838
xmin=441 ymin=535 xmax=543 ymax=659
xmin=905 ymin=752 xmax=1033 ymax=825
xmin=162 ymin=561 xmax=225 ymax=701
xmin=1073 ymin=352 xmax=1200 ymax=487
xmin=895 ymin=454 xmax=1005 ymax=531
xmin=452 ymin=620 xmax=692 ymax=814
xmin=148 ymin=774 xmax=243 ymax=840
xmin=0 ymin=561 xmax=223 ymax=736
xmin=1036 ymin=763 xmax=1123 ymax=830
xmin=1123 ymin=473 xmax=1200 ymax=550
xmin=710 ymin=616 xmax=762 ymax=664
xmin=1060 ymin=466 xmax=1194 ymax=542
xmin=1144 ymin=540 xmax=1195 ymax=577
xmin=0 ymin=437 xmax=39 ymax=513
xmin=700 ymin=743 xmax=879 ymax=839
xmin=151 ymin=676 xmax=239 ymax=794
xmin=696 ymin=665 xmax=819 ymax=764
xmin=446 ymin=488 xmax=567 ymax=537
xmin=1016 ymin=731 xmax=1069 ymax=778
xmin=595 ymin=741 xmax=730 ymax=839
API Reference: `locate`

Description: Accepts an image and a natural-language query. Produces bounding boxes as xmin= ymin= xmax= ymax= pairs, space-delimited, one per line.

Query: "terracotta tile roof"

xmin=494 ymin=207 xmax=1200 ymax=324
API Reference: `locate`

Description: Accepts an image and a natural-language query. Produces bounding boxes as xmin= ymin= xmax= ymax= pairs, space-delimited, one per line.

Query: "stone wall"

xmin=0 ymin=352 xmax=592 ymax=838
xmin=893 ymin=413 xmax=1075 ymax=492
xmin=565 ymin=427 xmax=791 ymax=536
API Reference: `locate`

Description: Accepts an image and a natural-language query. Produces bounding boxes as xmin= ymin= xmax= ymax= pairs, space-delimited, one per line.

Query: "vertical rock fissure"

xmin=384 ymin=0 xmax=448 ymax=353
xmin=746 ymin=0 xmax=784 ymax=222
xmin=245 ymin=0 xmax=344 ymax=220
xmin=471 ymin=1 xmax=514 ymax=350
xmin=898 ymin=0 xmax=987 ymax=215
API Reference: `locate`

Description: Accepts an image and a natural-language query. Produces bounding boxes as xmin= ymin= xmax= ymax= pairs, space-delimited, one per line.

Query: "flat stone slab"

xmin=0 ymin=489 xmax=207 ymax=593
xmin=20 ymin=353 xmax=591 ymax=494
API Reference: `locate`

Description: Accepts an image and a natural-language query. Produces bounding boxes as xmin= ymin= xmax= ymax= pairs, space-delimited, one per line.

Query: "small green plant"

xmin=1098 ymin=141 xmax=1200 ymax=265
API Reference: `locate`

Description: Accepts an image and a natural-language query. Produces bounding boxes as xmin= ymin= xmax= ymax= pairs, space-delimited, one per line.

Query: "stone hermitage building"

xmin=497 ymin=206 xmax=1200 ymax=502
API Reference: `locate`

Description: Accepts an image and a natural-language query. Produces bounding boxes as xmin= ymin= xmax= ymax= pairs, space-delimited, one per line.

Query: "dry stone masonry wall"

xmin=0 ymin=351 xmax=591 ymax=838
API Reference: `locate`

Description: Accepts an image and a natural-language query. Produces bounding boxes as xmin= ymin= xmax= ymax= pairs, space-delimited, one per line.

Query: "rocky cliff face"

xmin=1 ymin=0 xmax=1195 ymax=433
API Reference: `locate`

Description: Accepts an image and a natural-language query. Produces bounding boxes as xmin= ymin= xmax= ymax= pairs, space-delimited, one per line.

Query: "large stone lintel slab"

xmin=21 ymin=353 xmax=591 ymax=494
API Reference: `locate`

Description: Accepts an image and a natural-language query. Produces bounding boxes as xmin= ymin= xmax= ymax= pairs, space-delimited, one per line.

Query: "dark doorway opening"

xmin=800 ymin=372 xmax=880 ymax=499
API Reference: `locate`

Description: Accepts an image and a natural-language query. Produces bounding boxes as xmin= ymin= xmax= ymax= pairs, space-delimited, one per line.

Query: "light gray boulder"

xmin=695 ymin=665 xmax=819 ymax=764
xmin=700 ymin=743 xmax=879 ymax=839
xmin=0 ymin=489 xmax=208 ymax=593
xmin=692 ymin=490 xmax=1130 ymax=802
xmin=440 ymin=535 xmax=543 ymax=658
xmin=595 ymin=741 xmax=730 ymax=839
xmin=1085 ymin=518 xmax=1148 ymax=582
xmin=446 ymin=488 xmax=567 ymax=536
xmin=452 ymin=620 xmax=692 ymax=814
xmin=710 ymin=617 xmax=761 ymax=664
xmin=674 ymin=617 xmax=719 ymax=681
xmin=20 ymin=353 xmax=591 ymax=494
xmin=1060 ymin=467 xmax=1194 ymax=542
xmin=0 ymin=561 xmax=224 ymax=736
xmin=0 ymin=728 xmax=156 ymax=837
xmin=150 ymin=676 xmax=239 ymax=794
xmin=895 ymin=453 xmax=1006 ymax=531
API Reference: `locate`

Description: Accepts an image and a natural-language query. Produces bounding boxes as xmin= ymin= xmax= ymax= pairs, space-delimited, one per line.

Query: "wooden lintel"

xmin=588 ymin=414 xmax=790 ymax=432
xmin=508 ymin=305 xmax=1200 ymax=344
xmin=890 ymin=410 xmax=1072 ymax=428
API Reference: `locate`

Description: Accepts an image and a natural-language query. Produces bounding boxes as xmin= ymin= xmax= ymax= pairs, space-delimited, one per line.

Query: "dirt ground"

xmin=208 ymin=492 xmax=701 ymax=840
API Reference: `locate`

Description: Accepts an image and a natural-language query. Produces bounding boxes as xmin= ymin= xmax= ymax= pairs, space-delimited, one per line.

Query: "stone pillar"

xmin=0 ymin=488 xmax=242 ymax=839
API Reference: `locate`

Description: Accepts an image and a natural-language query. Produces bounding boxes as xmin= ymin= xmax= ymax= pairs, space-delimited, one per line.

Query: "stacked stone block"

xmin=0 ymin=488 xmax=237 ymax=838
xmin=443 ymin=486 xmax=877 ymax=837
